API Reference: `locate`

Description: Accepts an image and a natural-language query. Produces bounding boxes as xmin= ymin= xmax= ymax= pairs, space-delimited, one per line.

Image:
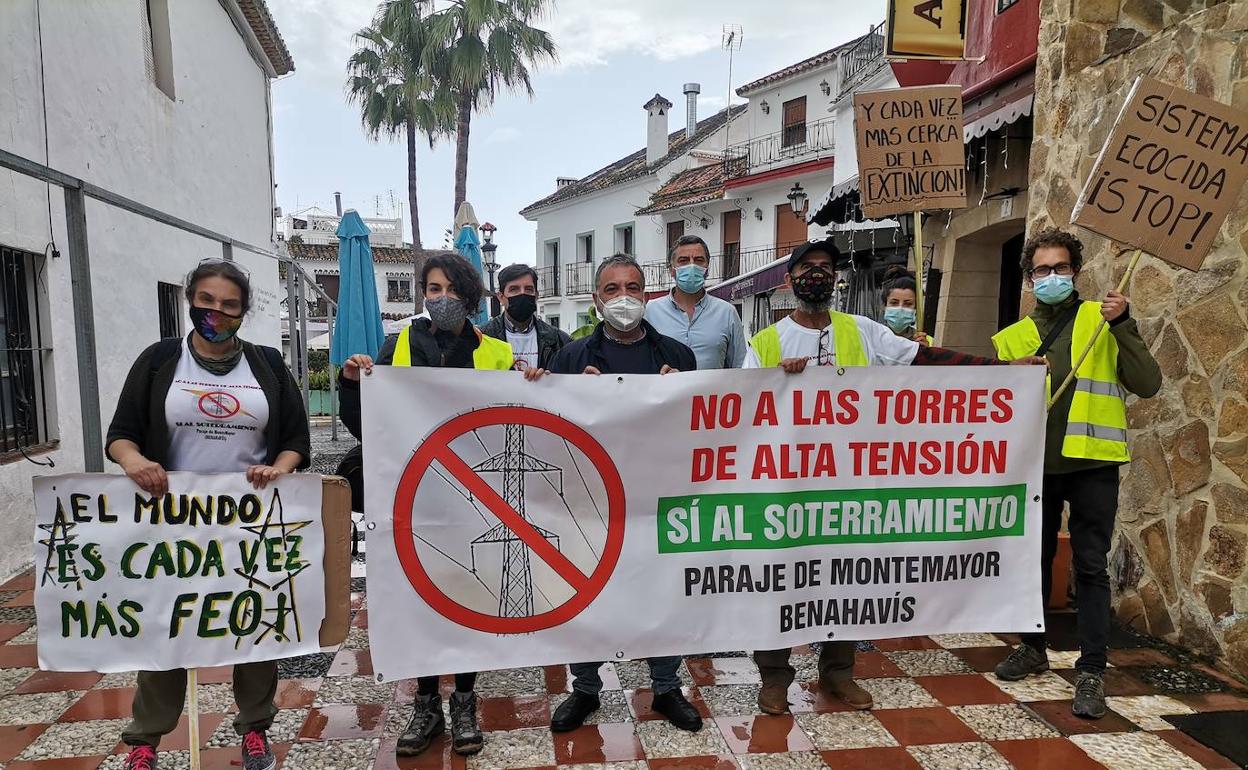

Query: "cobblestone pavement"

xmin=2 ymin=428 xmax=1245 ymax=769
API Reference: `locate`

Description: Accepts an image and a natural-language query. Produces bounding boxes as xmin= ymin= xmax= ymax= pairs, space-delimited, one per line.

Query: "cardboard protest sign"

xmin=887 ymin=0 xmax=967 ymax=60
xmin=854 ymin=85 xmax=967 ymax=219
xmin=1073 ymin=76 xmax=1248 ymax=271
xmin=363 ymin=366 xmax=1045 ymax=680
xmin=33 ymin=473 xmax=326 ymax=672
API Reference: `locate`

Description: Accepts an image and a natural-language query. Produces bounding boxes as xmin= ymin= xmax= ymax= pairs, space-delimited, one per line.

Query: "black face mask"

xmin=506 ymin=293 xmax=537 ymax=324
xmin=790 ymin=265 xmax=836 ymax=305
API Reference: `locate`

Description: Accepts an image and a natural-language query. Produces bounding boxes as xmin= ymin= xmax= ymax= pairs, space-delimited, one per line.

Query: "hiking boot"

xmin=121 ymin=744 xmax=158 ymax=770
xmin=449 ymin=691 xmax=484 ymax=755
xmin=822 ymin=678 xmax=873 ymax=710
xmin=396 ymin=693 xmax=446 ymax=756
xmin=1072 ymin=672 xmax=1107 ymax=719
xmin=651 ymin=689 xmax=703 ymax=732
xmin=241 ymin=730 xmax=276 ymax=770
xmin=994 ymin=644 xmax=1050 ymax=681
xmin=757 ymin=682 xmax=790 ymax=715
xmin=551 ymin=691 xmax=600 ymax=732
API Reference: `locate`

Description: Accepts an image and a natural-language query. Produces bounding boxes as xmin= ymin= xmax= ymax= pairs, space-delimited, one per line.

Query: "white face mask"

xmin=599 ymin=295 xmax=645 ymax=332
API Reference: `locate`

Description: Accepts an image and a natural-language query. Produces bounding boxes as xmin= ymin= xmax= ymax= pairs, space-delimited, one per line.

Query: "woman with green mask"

xmin=880 ymin=266 xmax=932 ymax=346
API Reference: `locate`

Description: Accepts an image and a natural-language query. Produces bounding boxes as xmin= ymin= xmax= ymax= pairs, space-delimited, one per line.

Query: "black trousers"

xmin=416 ymin=672 xmax=477 ymax=696
xmin=1022 ymin=465 xmax=1119 ymax=673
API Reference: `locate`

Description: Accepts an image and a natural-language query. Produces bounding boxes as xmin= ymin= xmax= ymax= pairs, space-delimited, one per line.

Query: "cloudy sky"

xmin=267 ymin=0 xmax=882 ymax=263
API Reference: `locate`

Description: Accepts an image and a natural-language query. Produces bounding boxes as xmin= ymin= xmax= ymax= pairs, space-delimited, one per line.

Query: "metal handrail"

xmin=837 ymin=22 xmax=887 ymax=99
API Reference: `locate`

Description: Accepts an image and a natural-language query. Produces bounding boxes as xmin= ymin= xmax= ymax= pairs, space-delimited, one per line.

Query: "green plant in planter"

xmin=571 ymin=305 xmax=599 ymax=340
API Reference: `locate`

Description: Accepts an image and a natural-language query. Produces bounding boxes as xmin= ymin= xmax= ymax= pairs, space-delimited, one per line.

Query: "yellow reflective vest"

xmin=749 ymin=311 xmax=869 ymax=368
xmin=992 ymin=301 xmax=1129 ymax=462
xmin=391 ymin=325 xmax=514 ymax=370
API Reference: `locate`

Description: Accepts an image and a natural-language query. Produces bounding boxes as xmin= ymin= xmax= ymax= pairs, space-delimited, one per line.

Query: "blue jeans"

xmin=570 ymin=656 xmax=682 ymax=696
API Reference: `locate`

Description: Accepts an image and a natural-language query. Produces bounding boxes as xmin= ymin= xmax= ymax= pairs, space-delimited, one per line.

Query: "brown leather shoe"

xmin=822 ymin=678 xmax=873 ymax=710
xmin=757 ymin=683 xmax=790 ymax=715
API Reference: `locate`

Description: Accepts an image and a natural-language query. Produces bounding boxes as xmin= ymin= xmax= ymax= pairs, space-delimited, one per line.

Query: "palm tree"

xmin=346 ymin=1 xmax=455 ymax=250
xmin=420 ymin=0 xmax=558 ymax=214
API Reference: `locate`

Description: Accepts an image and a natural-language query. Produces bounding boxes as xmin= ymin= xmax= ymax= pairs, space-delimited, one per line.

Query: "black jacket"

xmin=480 ymin=314 xmax=571 ymax=369
xmin=105 ymin=337 xmax=311 ymax=469
xmin=338 ymin=318 xmax=481 ymax=439
xmin=548 ymin=320 xmax=697 ymax=374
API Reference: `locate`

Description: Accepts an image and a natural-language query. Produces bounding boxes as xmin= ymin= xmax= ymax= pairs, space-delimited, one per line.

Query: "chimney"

xmin=644 ymin=93 xmax=673 ymax=165
xmin=556 ymin=176 xmax=577 ymax=189
xmin=683 ymin=83 xmax=701 ymax=140
xmin=334 ymin=192 xmax=343 ymax=216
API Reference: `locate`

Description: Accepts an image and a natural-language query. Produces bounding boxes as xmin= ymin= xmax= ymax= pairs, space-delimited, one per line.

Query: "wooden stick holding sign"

xmin=188 ymin=668 xmax=201 ymax=770
xmin=913 ymin=211 xmax=926 ymax=334
xmin=1055 ymin=77 xmax=1248 ymax=407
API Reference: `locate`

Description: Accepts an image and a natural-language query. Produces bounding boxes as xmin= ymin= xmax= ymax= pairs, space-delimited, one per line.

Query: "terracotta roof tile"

xmin=286 ymin=241 xmax=455 ymax=265
xmin=634 ymin=158 xmax=744 ymax=215
xmin=735 ymin=35 xmax=864 ymax=96
xmin=519 ymin=104 xmax=746 ymax=217
xmin=236 ymin=0 xmax=294 ymax=76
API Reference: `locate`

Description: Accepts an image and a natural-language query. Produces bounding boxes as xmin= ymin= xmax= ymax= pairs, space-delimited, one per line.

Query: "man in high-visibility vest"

xmin=992 ymin=228 xmax=1160 ymax=720
xmin=745 ymin=239 xmax=1046 ymax=714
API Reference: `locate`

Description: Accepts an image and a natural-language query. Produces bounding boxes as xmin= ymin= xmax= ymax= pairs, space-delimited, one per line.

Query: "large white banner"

xmin=364 ymin=366 xmax=1046 ymax=681
xmin=33 ymin=473 xmax=325 ymax=673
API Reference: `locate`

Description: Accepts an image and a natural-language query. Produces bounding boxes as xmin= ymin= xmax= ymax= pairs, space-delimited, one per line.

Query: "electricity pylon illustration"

xmin=470 ymin=424 xmax=562 ymax=617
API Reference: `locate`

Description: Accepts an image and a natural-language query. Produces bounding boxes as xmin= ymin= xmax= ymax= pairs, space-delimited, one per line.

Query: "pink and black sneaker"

xmin=121 ymin=744 xmax=157 ymax=770
xmin=241 ymin=730 xmax=276 ymax=770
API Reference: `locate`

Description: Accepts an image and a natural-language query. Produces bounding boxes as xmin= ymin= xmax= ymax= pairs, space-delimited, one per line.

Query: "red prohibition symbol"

xmin=392 ymin=406 xmax=626 ymax=634
xmin=198 ymin=391 xmax=241 ymax=419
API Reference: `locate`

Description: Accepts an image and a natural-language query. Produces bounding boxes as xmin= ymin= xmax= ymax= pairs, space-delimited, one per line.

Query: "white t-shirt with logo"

xmin=165 ymin=340 xmax=270 ymax=472
xmin=506 ymin=325 xmax=539 ymax=370
xmin=743 ymin=314 xmax=920 ymax=369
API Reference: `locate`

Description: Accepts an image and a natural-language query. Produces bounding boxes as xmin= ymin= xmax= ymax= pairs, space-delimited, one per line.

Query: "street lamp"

xmin=787 ymin=182 xmax=808 ymax=217
xmin=479 ymin=222 xmax=500 ymax=317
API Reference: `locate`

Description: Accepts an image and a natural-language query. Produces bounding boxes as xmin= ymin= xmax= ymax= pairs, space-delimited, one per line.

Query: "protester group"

xmin=102 ymin=224 xmax=1160 ymax=769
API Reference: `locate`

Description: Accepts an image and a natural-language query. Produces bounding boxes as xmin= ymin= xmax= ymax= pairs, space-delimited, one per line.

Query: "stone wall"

xmin=1027 ymin=0 xmax=1248 ymax=678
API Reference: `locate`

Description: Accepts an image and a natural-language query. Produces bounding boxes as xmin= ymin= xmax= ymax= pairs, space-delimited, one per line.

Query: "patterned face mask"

xmin=426 ymin=295 xmax=470 ymax=331
xmin=189 ymin=306 xmax=243 ymax=343
xmin=790 ymin=265 xmax=835 ymax=305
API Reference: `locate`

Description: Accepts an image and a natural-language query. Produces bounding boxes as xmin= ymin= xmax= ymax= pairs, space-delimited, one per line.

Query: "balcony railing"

xmin=536 ymin=264 xmax=561 ymax=297
xmin=725 ymin=117 xmax=836 ymax=178
xmin=837 ymin=21 xmax=886 ymax=99
xmin=564 ymin=262 xmax=595 ymax=296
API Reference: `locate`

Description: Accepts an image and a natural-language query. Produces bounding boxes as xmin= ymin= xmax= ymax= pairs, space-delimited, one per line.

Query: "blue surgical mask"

xmin=883 ymin=306 xmax=916 ymax=334
xmin=675 ymin=265 xmax=707 ymax=294
xmin=1033 ymin=274 xmax=1075 ymax=305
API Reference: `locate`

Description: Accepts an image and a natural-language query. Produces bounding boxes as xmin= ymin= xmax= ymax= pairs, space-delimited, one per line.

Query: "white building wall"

xmin=830 ymin=66 xmax=899 ymax=186
xmin=740 ymin=68 xmax=839 ymax=150
xmin=532 ymin=178 xmax=662 ymax=332
xmin=0 ymin=1 xmax=280 ymax=579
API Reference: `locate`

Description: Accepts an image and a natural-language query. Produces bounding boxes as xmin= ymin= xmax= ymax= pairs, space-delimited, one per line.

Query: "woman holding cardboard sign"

xmin=106 ymin=258 xmax=310 ymax=770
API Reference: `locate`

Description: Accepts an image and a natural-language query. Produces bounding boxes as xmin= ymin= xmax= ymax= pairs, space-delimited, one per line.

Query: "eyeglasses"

xmin=817 ymin=328 xmax=836 ymax=367
xmin=195 ymin=256 xmax=251 ymax=279
xmin=1028 ymin=263 xmax=1074 ymax=279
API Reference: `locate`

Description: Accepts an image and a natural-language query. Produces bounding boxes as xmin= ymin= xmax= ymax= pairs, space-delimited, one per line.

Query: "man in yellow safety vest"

xmin=991 ymin=228 xmax=1160 ymax=721
xmin=745 ymin=239 xmax=1046 ymax=715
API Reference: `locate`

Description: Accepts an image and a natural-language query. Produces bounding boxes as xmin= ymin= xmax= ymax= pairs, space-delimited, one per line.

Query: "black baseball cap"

xmin=787 ymin=238 xmax=841 ymax=273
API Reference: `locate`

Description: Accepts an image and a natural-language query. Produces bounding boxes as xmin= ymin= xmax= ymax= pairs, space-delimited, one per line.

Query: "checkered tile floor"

xmin=2 ymin=567 xmax=1246 ymax=770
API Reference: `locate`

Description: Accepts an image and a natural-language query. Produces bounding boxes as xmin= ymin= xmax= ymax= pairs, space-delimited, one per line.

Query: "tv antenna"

xmin=722 ymin=25 xmax=744 ymax=156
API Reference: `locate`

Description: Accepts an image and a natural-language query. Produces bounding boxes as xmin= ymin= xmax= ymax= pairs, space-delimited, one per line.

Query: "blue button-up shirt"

xmin=644 ymin=290 xmax=747 ymax=370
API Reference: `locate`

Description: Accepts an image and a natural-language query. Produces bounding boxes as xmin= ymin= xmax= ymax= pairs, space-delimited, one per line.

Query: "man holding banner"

xmin=992 ymin=228 xmax=1160 ymax=719
xmin=546 ymin=253 xmax=704 ymax=733
xmin=744 ymin=239 xmax=1046 ymax=713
